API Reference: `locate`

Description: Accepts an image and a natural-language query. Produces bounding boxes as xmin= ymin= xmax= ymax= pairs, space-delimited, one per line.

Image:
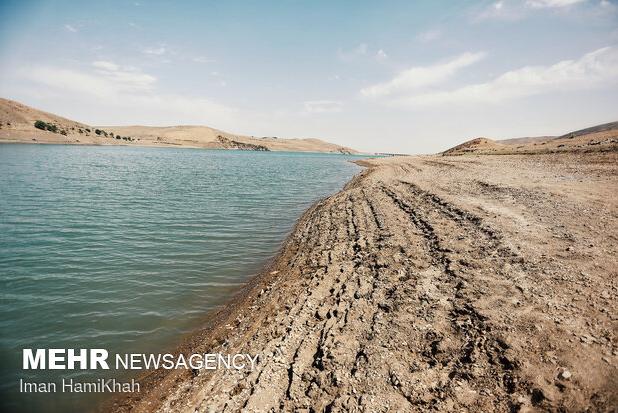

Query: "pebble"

xmin=559 ymin=369 xmax=572 ymax=380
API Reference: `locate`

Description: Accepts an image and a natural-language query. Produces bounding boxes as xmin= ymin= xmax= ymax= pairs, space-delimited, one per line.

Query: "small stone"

xmin=559 ymin=369 xmax=572 ymax=380
xmin=315 ymin=307 xmax=327 ymax=320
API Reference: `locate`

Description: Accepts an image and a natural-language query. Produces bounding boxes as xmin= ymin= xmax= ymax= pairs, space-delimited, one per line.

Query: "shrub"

xmin=95 ymin=129 xmax=102 ymax=135
xmin=34 ymin=120 xmax=58 ymax=133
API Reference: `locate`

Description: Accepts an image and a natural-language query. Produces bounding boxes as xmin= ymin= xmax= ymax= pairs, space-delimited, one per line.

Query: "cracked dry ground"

xmin=118 ymin=152 xmax=617 ymax=413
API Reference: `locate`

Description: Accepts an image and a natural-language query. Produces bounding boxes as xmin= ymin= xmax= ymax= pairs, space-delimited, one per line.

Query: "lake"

xmin=0 ymin=144 xmax=364 ymax=412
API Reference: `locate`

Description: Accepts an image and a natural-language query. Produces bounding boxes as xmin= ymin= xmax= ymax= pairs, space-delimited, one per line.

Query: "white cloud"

xmin=64 ymin=24 xmax=78 ymax=32
xmin=339 ymin=43 xmax=389 ymax=62
xmin=361 ymin=52 xmax=486 ymax=98
xmin=23 ymin=62 xmax=235 ymax=125
xmin=92 ymin=61 xmax=119 ymax=71
xmin=354 ymin=43 xmax=368 ymax=55
xmin=525 ymin=0 xmax=586 ymax=8
xmin=376 ymin=49 xmax=388 ymax=61
xmin=91 ymin=61 xmax=156 ymax=91
xmin=599 ymin=0 xmax=618 ymax=14
xmin=475 ymin=0 xmax=588 ymax=20
xmin=338 ymin=43 xmax=369 ymax=61
xmin=475 ymin=1 xmax=522 ymax=20
xmin=302 ymin=100 xmax=343 ymax=114
xmin=143 ymin=46 xmax=167 ymax=56
xmin=416 ymin=29 xmax=442 ymax=43
xmin=192 ymin=56 xmax=215 ymax=63
xmin=387 ymin=46 xmax=618 ymax=107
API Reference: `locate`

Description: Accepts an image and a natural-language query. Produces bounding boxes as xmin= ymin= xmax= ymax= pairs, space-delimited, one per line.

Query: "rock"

xmin=559 ymin=369 xmax=572 ymax=380
xmin=516 ymin=394 xmax=528 ymax=405
xmin=315 ymin=307 xmax=328 ymax=321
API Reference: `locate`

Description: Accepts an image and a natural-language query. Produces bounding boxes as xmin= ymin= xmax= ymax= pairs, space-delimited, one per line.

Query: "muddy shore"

xmin=111 ymin=152 xmax=617 ymax=412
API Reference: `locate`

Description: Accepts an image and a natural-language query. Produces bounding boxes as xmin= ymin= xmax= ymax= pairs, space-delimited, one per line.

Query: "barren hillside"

xmin=443 ymin=123 xmax=618 ymax=156
xmin=0 ymin=98 xmax=358 ymax=154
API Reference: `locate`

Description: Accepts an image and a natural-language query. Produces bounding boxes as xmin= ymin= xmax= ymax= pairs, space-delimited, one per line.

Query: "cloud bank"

xmin=24 ymin=61 xmax=236 ymax=125
xmin=363 ymin=46 xmax=618 ymax=108
xmin=361 ymin=52 xmax=486 ymax=98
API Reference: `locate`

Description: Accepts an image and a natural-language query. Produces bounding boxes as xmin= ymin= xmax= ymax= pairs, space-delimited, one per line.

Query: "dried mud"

xmin=113 ymin=152 xmax=618 ymax=413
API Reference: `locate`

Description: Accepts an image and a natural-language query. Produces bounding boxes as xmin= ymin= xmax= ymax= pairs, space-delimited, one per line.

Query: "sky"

xmin=0 ymin=0 xmax=617 ymax=154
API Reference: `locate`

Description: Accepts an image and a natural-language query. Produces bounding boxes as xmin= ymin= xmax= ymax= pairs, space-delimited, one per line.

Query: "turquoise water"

xmin=0 ymin=144 xmax=363 ymax=412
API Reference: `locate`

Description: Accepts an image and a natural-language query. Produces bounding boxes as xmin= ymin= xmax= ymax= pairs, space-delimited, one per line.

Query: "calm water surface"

xmin=0 ymin=144 xmax=364 ymax=412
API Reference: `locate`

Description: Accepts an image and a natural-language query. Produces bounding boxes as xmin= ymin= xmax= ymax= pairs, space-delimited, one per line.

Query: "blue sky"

xmin=1 ymin=0 xmax=617 ymax=153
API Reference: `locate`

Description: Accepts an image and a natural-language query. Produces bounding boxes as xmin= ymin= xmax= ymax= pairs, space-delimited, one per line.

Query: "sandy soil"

xmin=111 ymin=152 xmax=617 ymax=412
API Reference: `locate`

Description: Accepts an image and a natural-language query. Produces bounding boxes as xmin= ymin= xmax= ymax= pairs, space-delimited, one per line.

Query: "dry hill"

xmin=0 ymin=98 xmax=358 ymax=154
xmin=443 ymin=122 xmax=618 ymax=156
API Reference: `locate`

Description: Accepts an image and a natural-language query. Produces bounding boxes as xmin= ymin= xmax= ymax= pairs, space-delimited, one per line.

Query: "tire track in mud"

xmin=158 ymin=178 xmax=529 ymax=412
xmin=124 ymin=154 xmax=616 ymax=412
xmin=380 ymin=182 xmax=525 ymax=410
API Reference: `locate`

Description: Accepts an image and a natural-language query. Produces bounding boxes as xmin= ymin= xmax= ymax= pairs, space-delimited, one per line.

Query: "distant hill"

xmin=443 ymin=122 xmax=618 ymax=156
xmin=0 ymin=98 xmax=358 ymax=154
xmin=557 ymin=121 xmax=618 ymax=139
xmin=442 ymin=138 xmax=508 ymax=156
xmin=499 ymin=136 xmax=555 ymax=145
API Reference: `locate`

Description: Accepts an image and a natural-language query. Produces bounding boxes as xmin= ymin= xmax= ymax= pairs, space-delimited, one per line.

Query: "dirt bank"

xmin=113 ymin=152 xmax=617 ymax=412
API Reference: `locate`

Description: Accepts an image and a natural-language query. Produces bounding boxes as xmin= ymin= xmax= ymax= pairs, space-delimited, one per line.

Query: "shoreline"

xmin=103 ymin=166 xmax=372 ymax=413
xmin=0 ymin=140 xmax=371 ymax=156
xmin=110 ymin=152 xmax=617 ymax=412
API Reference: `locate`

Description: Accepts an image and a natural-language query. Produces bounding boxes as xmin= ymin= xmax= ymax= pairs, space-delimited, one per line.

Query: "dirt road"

xmin=116 ymin=153 xmax=617 ymax=412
